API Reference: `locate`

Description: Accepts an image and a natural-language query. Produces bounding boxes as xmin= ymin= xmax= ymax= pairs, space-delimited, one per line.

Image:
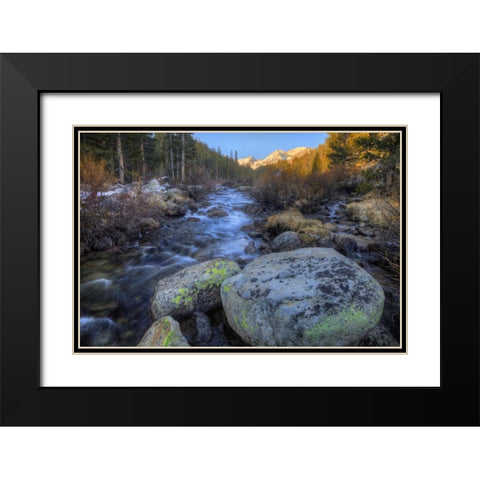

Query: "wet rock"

xmin=241 ymin=203 xmax=263 ymax=216
xmin=333 ymin=233 xmax=377 ymax=255
xmin=206 ymin=207 xmax=229 ymax=218
xmin=240 ymin=223 xmax=252 ymax=230
xmin=258 ymin=242 xmax=272 ymax=253
xmin=244 ymin=241 xmax=257 ymax=254
xmin=193 ymin=311 xmax=214 ymax=344
xmin=240 ymin=223 xmax=255 ymax=232
xmin=80 ymin=317 xmax=119 ymax=346
xmin=356 ymin=225 xmax=376 ymax=237
xmin=241 ymin=224 xmax=263 ymax=239
xmin=137 ymin=316 xmax=189 ymax=347
xmin=271 ymin=231 xmax=302 ymax=252
xmin=221 ymin=248 xmax=384 ymax=346
xmin=332 ymin=233 xmax=358 ymax=256
xmin=151 ymin=259 xmax=241 ymax=321
xmin=185 ymin=217 xmax=201 ymax=223
xmin=262 ymin=231 xmax=273 ymax=242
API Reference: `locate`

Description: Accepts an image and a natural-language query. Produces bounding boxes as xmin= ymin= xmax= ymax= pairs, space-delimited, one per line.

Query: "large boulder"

xmin=151 ymin=259 xmax=241 ymax=321
xmin=137 ymin=316 xmax=189 ymax=347
xmin=345 ymin=198 xmax=398 ymax=226
xmin=220 ymin=248 xmax=384 ymax=346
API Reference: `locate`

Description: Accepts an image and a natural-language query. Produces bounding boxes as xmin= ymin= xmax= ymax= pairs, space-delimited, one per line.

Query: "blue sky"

xmin=193 ymin=132 xmax=328 ymax=159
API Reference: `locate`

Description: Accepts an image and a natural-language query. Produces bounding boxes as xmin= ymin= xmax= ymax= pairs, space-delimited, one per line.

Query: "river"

xmin=80 ymin=187 xmax=259 ymax=346
xmin=80 ymin=186 xmax=399 ymax=347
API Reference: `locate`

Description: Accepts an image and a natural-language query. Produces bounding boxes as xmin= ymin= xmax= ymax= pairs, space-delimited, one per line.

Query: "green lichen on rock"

xmin=162 ymin=330 xmax=173 ymax=346
xmin=137 ymin=316 xmax=189 ymax=347
xmin=240 ymin=317 xmax=253 ymax=333
xmin=304 ymin=305 xmax=381 ymax=345
xmin=173 ymin=287 xmax=194 ymax=307
xmin=151 ymin=259 xmax=241 ymax=321
xmin=196 ymin=264 xmax=232 ymax=290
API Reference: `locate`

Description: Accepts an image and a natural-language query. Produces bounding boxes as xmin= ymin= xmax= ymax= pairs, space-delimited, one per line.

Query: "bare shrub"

xmin=373 ymin=200 xmax=401 ymax=280
xmin=252 ymin=165 xmax=352 ymax=212
xmin=80 ymin=191 xmax=164 ymax=253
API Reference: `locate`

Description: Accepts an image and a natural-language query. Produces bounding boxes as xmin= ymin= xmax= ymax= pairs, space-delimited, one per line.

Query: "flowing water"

xmin=80 ymin=188 xmax=259 ymax=346
xmin=80 ymin=187 xmax=400 ymax=347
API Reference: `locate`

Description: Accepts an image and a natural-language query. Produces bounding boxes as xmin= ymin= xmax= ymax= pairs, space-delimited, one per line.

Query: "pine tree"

xmin=354 ymin=133 xmax=400 ymax=191
xmin=325 ymin=133 xmax=352 ymax=167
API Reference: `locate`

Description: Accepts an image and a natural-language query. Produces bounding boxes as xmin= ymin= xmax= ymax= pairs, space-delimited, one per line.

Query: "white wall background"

xmin=1 ymin=2 xmax=479 ymax=480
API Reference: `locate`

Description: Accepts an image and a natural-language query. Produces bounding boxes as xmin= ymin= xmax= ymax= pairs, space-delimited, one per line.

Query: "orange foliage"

xmin=80 ymin=155 xmax=114 ymax=197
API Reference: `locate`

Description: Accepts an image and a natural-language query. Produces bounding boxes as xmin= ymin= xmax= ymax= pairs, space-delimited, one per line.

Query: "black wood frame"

xmin=0 ymin=54 xmax=478 ymax=425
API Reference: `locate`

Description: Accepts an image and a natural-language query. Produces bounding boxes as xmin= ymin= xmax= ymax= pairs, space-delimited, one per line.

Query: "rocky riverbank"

xmin=80 ymin=182 xmax=400 ymax=348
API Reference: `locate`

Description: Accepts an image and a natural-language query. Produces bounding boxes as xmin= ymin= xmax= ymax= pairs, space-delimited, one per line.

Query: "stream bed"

xmin=80 ymin=187 xmax=400 ymax=347
xmin=80 ymin=187 xmax=260 ymax=346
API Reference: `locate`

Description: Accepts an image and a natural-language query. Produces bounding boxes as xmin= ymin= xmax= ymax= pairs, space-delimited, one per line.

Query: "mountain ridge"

xmin=237 ymin=146 xmax=314 ymax=169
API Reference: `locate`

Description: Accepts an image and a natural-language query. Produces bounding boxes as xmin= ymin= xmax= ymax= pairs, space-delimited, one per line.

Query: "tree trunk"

xmin=176 ymin=148 xmax=180 ymax=179
xmin=169 ymin=134 xmax=174 ymax=179
xmin=181 ymin=133 xmax=185 ymax=183
xmin=140 ymin=139 xmax=146 ymax=179
xmin=116 ymin=134 xmax=125 ymax=183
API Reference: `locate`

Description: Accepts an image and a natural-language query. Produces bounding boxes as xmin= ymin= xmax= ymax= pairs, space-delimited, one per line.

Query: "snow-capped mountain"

xmin=261 ymin=149 xmax=289 ymax=166
xmin=237 ymin=155 xmax=257 ymax=167
xmin=237 ymin=147 xmax=313 ymax=169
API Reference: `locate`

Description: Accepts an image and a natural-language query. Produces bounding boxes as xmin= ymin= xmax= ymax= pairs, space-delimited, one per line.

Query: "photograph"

xmin=77 ymin=127 xmax=404 ymax=351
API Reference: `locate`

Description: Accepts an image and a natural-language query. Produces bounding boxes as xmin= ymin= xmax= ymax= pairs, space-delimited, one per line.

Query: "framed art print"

xmin=73 ymin=125 xmax=406 ymax=354
xmin=0 ymin=54 xmax=478 ymax=425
